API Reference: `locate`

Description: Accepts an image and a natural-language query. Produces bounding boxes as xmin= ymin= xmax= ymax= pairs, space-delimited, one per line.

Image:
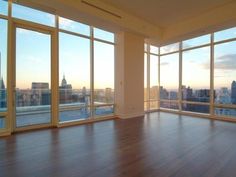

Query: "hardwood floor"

xmin=1 ymin=112 xmax=236 ymax=177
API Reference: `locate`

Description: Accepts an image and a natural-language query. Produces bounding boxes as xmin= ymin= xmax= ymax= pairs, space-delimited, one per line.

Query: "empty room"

xmin=1 ymin=0 xmax=236 ymax=176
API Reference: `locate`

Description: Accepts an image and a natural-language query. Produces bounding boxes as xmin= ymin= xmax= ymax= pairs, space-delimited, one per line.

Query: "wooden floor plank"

xmin=1 ymin=112 xmax=236 ymax=177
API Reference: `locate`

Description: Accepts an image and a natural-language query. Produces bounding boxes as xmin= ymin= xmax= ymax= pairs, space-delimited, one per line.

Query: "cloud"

xmin=26 ymin=56 xmax=43 ymax=64
xmin=17 ymin=28 xmax=30 ymax=34
xmin=214 ymin=75 xmax=225 ymax=78
xmin=161 ymin=43 xmax=179 ymax=53
xmin=59 ymin=17 xmax=75 ymax=29
xmin=201 ymin=54 xmax=236 ymax=70
xmin=17 ymin=28 xmax=45 ymax=36
xmin=160 ymin=62 xmax=169 ymax=66
xmin=215 ymin=54 xmax=236 ymax=70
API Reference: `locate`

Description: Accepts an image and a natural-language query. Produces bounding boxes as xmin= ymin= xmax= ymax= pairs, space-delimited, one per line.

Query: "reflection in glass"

xmin=12 ymin=3 xmax=55 ymax=27
xmin=95 ymin=105 xmax=114 ymax=116
xmin=160 ymin=101 xmax=179 ymax=110
xmin=182 ymin=104 xmax=209 ymax=114
xmin=59 ymin=17 xmax=90 ymax=36
xmin=16 ymin=28 xmax=51 ymax=127
xmin=214 ymin=41 xmax=236 ymax=105
xmin=215 ymin=108 xmax=236 ymax=117
xmin=182 ymin=47 xmax=210 ymax=103
xmin=150 ymin=101 xmax=158 ymax=110
xmin=59 ymin=32 xmax=90 ymax=122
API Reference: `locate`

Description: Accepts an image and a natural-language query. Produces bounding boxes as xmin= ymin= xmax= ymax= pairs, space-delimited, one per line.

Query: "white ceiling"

xmin=99 ymin=0 xmax=234 ymax=28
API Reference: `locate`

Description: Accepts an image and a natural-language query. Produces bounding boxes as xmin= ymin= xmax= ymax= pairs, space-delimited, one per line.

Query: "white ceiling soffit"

xmin=99 ymin=0 xmax=235 ymax=28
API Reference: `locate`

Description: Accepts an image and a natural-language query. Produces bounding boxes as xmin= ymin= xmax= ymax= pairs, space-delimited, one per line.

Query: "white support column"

xmin=115 ymin=31 xmax=145 ymax=119
xmin=179 ymin=42 xmax=183 ymax=112
xmin=157 ymin=47 xmax=160 ymax=110
xmin=51 ymin=15 xmax=59 ymax=127
xmin=210 ymin=34 xmax=214 ymax=117
xmin=146 ymin=44 xmax=150 ymax=111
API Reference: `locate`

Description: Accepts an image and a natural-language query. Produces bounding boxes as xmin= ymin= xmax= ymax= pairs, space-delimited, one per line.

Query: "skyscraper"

xmin=59 ymin=75 xmax=72 ymax=104
xmin=31 ymin=82 xmax=50 ymax=105
xmin=231 ymin=81 xmax=236 ymax=104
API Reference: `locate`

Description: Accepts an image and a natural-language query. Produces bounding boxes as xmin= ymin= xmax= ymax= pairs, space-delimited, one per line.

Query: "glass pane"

xmin=183 ymin=34 xmax=210 ymax=49
xmin=160 ymin=43 xmax=179 ymax=54
xmin=214 ymin=41 xmax=236 ymax=105
xmin=59 ymin=17 xmax=90 ymax=36
xmin=16 ymin=28 xmax=51 ymax=127
xmin=150 ymin=45 xmax=159 ymax=54
xmin=94 ymin=41 xmax=114 ymax=106
xmin=0 ymin=0 xmax=8 ymax=16
xmin=144 ymin=53 xmax=148 ymax=101
xmin=0 ymin=19 xmax=7 ymax=112
xmin=215 ymin=107 xmax=236 ymax=117
xmin=160 ymin=53 xmax=179 ymax=100
xmin=182 ymin=47 xmax=210 ymax=103
xmin=60 ymin=107 xmax=90 ymax=122
xmin=150 ymin=54 xmax=158 ymax=100
xmin=160 ymin=101 xmax=179 ymax=110
xmin=182 ymin=103 xmax=209 ymax=114
xmin=94 ymin=28 xmax=114 ymax=43
xmin=95 ymin=105 xmax=114 ymax=116
xmin=144 ymin=101 xmax=148 ymax=111
xmin=59 ymin=32 xmax=90 ymax=122
xmin=214 ymin=27 xmax=236 ymax=42
xmin=12 ymin=3 xmax=55 ymax=27
xmin=144 ymin=43 xmax=148 ymax=52
xmin=0 ymin=116 xmax=5 ymax=128
xmin=150 ymin=101 xmax=158 ymax=110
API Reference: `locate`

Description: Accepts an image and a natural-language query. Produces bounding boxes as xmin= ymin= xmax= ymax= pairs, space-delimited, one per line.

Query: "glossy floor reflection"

xmin=1 ymin=112 xmax=236 ymax=177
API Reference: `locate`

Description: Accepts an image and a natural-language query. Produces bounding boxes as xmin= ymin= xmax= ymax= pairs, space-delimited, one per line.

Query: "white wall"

xmin=115 ymin=32 xmax=144 ymax=118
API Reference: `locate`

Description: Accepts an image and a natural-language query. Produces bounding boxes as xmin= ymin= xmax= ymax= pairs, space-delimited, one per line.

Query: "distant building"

xmin=150 ymin=86 xmax=159 ymax=100
xmin=105 ymin=88 xmax=113 ymax=103
xmin=0 ymin=77 xmax=6 ymax=108
xmin=231 ymin=81 xmax=236 ymax=104
xmin=194 ymin=89 xmax=211 ymax=102
xmin=31 ymin=82 xmax=50 ymax=105
xmin=215 ymin=87 xmax=231 ymax=104
xmin=169 ymin=91 xmax=178 ymax=100
xmin=160 ymin=86 xmax=168 ymax=99
xmin=182 ymin=85 xmax=193 ymax=101
xmin=59 ymin=75 xmax=72 ymax=104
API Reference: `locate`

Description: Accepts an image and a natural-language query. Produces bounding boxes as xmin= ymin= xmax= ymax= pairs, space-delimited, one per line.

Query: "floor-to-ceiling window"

xmin=0 ymin=1 xmax=8 ymax=129
xmin=182 ymin=35 xmax=211 ymax=114
xmin=58 ymin=17 xmax=91 ymax=123
xmin=160 ymin=43 xmax=179 ymax=110
xmin=144 ymin=44 xmax=159 ymax=111
xmin=94 ymin=28 xmax=115 ymax=116
xmin=214 ymin=27 xmax=236 ymax=117
xmin=0 ymin=0 xmax=115 ymax=135
xmin=145 ymin=26 xmax=236 ymax=120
